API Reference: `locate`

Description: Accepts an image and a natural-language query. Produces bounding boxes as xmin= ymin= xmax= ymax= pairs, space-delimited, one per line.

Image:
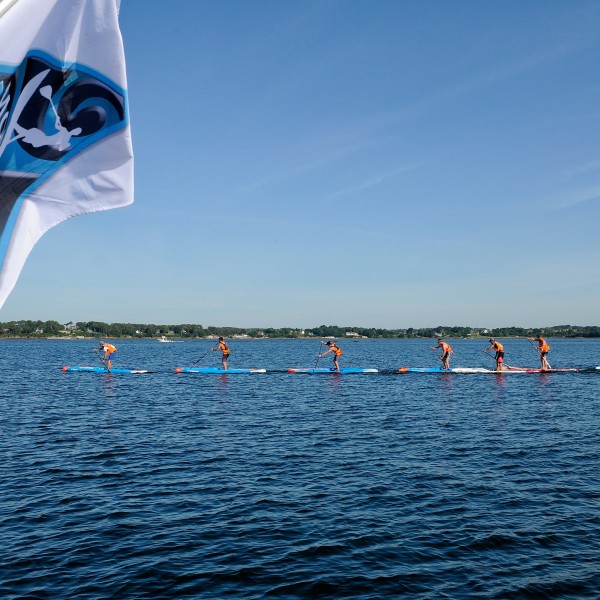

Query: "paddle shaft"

xmin=92 ymin=348 xmax=105 ymax=365
xmin=527 ymin=338 xmax=539 ymax=352
xmin=314 ymin=342 xmax=323 ymax=370
xmin=193 ymin=348 xmax=213 ymax=365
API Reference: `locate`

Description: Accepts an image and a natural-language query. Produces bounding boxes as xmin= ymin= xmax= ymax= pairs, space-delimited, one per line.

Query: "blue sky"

xmin=2 ymin=0 xmax=599 ymax=328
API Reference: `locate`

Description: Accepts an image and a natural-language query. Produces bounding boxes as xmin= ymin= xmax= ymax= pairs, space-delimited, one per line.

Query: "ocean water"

xmin=1 ymin=338 xmax=599 ymax=598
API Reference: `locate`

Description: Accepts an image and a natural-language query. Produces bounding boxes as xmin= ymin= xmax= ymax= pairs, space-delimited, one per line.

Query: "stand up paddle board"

xmin=62 ymin=366 xmax=150 ymax=374
xmin=287 ymin=368 xmax=378 ymax=374
xmin=398 ymin=367 xmax=580 ymax=374
xmin=398 ymin=367 xmax=494 ymax=373
xmin=175 ymin=367 xmax=266 ymax=374
xmin=504 ymin=366 xmax=580 ymax=373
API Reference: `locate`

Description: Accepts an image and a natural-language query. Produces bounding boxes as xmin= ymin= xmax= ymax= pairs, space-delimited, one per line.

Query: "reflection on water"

xmin=100 ymin=372 xmax=118 ymax=399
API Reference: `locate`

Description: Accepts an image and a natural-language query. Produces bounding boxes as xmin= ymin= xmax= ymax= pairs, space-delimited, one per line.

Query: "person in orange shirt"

xmin=319 ymin=341 xmax=342 ymax=371
xmin=431 ymin=338 xmax=453 ymax=370
xmin=528 ymin=336 xmax=551 ymax=370
xmin=212 ymin=337 xmax=231 ymax=370
xmin=99 ymin=341 xmax=117 ymax=372
xmin=483 ymin=338 xmax=504 ymax=371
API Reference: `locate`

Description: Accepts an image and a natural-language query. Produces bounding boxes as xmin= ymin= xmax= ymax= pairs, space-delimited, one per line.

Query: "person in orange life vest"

xmin=319 ymin=341 xmax=342 ymax=371
xmin=212 ymin=337 xmax=231 ymax=370
xmin=99 ymin=341 xmax=117 ymax=372
xmin=528 ymin=336 xmax=550 ymax=370
xmin=431 ymin=338 xmax=453 ymax=370
xmin=483 ymin=338 xmax=504 ymax=371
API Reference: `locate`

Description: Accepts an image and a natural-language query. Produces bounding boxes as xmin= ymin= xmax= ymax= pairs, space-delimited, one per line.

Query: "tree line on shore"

xmin=1 ymin=320 xmax=600 ymax=339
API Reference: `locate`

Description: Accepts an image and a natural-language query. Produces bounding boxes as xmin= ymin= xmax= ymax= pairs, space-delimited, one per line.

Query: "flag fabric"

xmin=0 ymin=0 xmax=133 ymax=309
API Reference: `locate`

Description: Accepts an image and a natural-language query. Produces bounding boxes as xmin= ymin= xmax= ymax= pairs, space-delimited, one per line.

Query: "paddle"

xmin=527 ymin=338 xmax=539 ymax=366
xmin=482 ymin=350 xmax=502 ymax=370
xmin=313 ymin=341 xmax=323 ymax=370
xmin=92 ymin=345 xmax=106 ymax=366
xmin=193 ymin=346 xmax=213 ymax=365
xmin=430 ymin=347 xmax=444 ymax=365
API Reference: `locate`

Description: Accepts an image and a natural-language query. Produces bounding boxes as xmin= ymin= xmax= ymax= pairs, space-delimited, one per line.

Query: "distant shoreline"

xmin=1 ymin=320 xmax=599 ymax=339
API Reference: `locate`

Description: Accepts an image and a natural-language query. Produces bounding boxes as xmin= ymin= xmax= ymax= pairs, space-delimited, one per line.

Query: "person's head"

xmin=437 ymin=338 xmax=443 ymax=342
xmin=326 ymin=341 xmax=334 ymax=346
xmin=489 ymin=338 xmax=495 ymax=343
xmin=218 ymin=337 xmax=223 ymax=341
xmin=99 ymin=341 xmax=104 ymax=347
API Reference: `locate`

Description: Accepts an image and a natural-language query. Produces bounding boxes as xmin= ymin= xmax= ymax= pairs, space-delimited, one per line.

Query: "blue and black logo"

xmin=0 ymin=52 xmax=128 ymax=242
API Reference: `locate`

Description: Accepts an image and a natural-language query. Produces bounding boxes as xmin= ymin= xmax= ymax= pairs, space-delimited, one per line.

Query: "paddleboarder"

xmin=483 ymin=338 xmax=504 ymax=371
xmin=98 ymin=341 xmax=117 ymax=372
xmin=431 ymin=338 xmax=453 ymax=370
xmin=319 ymin=341 xmax=342 ymax=371
xmin=212 ymin=337 xmax=231 ymax=370
xmin=528 ymin=336 xmax=551 ymax=370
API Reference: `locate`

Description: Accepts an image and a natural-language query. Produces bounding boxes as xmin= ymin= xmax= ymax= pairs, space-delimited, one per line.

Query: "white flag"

xmin=0 ymin=0 xmax=133 ymax=308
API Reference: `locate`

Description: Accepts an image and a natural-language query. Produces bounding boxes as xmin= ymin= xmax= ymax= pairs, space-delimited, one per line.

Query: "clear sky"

xmin=2 ymin=0 xmax=599 ymax=328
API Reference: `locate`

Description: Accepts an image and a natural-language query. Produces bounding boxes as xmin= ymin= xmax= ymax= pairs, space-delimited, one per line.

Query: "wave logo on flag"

xmin=0 ymin=52 xmax=127 ymax=251
xmin=0 ymin=0 xmax=133 ymax=310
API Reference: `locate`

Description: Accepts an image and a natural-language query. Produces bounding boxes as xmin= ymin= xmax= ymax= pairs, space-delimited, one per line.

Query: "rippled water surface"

xmin=1 ymin=338 xmax=600 ymax=598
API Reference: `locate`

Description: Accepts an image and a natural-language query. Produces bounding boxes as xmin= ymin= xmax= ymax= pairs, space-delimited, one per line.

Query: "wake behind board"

xmin=175 ymin=367 xmax=266 ymax=374
xmin=288 ymin=368 xmax=378 ymax=374
xmin=62 ymin=366 xmax=151 ymax=374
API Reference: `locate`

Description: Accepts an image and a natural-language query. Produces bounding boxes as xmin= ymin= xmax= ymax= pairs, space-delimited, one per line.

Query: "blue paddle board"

xmin=62 ymin=366 xmax=150 ymax=374
xmin=175 ymin=367 xmax=266 ymax=374
xmin=287 ymin=368 xmax=378 ymax=374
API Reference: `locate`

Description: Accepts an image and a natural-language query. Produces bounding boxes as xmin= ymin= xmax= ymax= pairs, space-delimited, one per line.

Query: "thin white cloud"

xmin=324 ymin=163 xmax=422 ymax=200
xmin=372 ymin=41 xmax=587 ymax=132
xmin=555 ymin=185 xmax=600 ymax=209
xmin=236 ymin=138 xmax=378 ymax=195
xmin=560 ymin=159 xmax=600 ymax=179
xmin=237 ymin=41 xmax=589 ymax=200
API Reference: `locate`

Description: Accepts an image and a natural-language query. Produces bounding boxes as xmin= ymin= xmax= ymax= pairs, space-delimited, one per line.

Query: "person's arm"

xmin=319 ymin=348 xmax=332 ymax=358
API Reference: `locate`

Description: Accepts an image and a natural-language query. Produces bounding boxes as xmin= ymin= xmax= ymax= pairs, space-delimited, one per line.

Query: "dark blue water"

xmin=1 ymin=338 xmax=599 ymax=598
